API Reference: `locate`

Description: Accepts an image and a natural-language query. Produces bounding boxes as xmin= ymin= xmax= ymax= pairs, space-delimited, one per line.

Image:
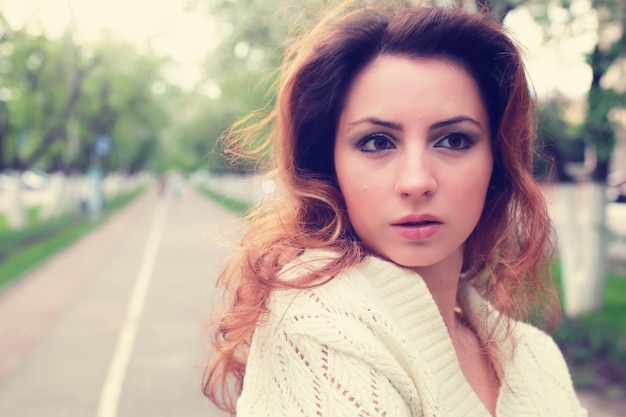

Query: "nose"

xmin=394 ymin=151 xmax=438 ymax=198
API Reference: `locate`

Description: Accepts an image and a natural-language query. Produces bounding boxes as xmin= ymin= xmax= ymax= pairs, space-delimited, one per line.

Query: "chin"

xmin=383 ymin=254 xmax=442 ymax=270
xmin=377 ymin=247 xmax=462 ymax=273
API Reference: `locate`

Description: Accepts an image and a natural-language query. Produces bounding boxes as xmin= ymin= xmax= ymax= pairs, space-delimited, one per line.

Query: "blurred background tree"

xmin=80 ymin=36 xmax=169 ymax=173
xmin=0 ymin=19 xmax=90 ymax=172
xmin=506 ymin=0 xmax=626 ymax=315
xmin=0 ymin=11 xmax=170 ymax=174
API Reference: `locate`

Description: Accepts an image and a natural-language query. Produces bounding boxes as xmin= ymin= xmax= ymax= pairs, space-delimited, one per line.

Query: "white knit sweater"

xmin=236 ymin=251 xmax=587 ymax=416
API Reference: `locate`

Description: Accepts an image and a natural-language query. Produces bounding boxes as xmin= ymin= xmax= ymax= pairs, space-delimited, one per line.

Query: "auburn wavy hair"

xmin=203 ymin=2 xmax=559 ymax=413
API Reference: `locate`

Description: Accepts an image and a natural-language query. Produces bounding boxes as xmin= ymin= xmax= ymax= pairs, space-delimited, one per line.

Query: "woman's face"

xmin=334 ymin=55 xmax=493 ymax=277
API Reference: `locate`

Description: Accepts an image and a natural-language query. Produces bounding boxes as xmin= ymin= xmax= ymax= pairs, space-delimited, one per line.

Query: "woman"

xmin=204 ymin=2 xmax=587 ymax=416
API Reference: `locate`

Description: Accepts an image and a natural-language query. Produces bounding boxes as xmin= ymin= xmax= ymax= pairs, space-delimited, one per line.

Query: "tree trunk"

xmin=22 ymin=58 xmax=92 ymax=170
xmin=4 ymin=172 xmax=26 ymax=229
xmin=0 ymin=100 xmax=8 ymax=171
xmin=551 ymin=181 xmax=607 ymax=315
xmin=41 ymin=172 xmax=68 ymax=221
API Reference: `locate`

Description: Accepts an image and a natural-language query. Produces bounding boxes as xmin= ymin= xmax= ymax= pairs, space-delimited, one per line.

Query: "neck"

xmin=412 ymin=251 xmax=463 ymax=334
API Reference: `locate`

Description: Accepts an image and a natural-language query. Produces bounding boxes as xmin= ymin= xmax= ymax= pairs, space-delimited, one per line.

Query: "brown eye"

xmin=435 ymin=133 xmax=473 ymax=150
xmin=358 ymin=133 xmax=396 ymax=153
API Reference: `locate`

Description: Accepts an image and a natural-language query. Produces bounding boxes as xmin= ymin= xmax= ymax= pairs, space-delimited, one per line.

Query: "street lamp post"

xmin=89 ymin=134 xmax=111 ymax=221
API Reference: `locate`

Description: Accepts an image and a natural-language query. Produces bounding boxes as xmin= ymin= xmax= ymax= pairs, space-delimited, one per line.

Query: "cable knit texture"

xmin=236 ymin=250 xmax=587 ymax=416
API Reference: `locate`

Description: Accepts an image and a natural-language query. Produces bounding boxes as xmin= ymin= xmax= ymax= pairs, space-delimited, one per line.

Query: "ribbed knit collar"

xmin=358 ymin=255 xmax=510 ymax=417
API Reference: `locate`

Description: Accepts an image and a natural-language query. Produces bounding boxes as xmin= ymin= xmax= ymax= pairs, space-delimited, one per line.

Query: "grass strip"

xmin=196 ymin=186 xmax=252 ymax=215
xmin=0 ymin=206 xmax=41 ymax=232
xmin=554 ymin=269 xmax=626 ymax=393
xmin=0 ymin=214 xmax=78 ymax=260
xmin=0 ymin=221 xmax=94 ymax=288
xmin=0 ymin=187 xmax=146 ymax=289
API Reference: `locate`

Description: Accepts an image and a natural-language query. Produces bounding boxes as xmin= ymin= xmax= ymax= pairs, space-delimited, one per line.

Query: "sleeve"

xmin=236 ymin=325 xmax=414 ymax=417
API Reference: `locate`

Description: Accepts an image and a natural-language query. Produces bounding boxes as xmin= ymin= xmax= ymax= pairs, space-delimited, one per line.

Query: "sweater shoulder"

xmin=504 ymin=321 xmax=587 ymax=416
xmin=265 ymin=256 xmax=381 ymax=333
xmin=240 ymin=252 xmax=428 ymax=416
xmin=254 ymin=251 xmax=417 ymax=365
xmin=514 ymin=321 xmax=569 ymax=371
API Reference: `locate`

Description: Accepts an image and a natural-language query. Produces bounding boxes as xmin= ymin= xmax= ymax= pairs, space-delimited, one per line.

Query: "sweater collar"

xmin=358 ymin=255 xmax=506 ymax=417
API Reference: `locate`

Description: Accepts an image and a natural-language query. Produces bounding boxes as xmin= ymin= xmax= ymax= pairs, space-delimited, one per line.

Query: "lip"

xmin=391 ymin=214 xmax=443 ymax=240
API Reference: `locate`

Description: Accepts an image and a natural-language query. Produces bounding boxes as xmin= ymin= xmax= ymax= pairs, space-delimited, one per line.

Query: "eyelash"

xmin=356 ymin=132 xmax=474 ymax=153
xmin=356 ymin=133 xmax=395 ymax=153
xmin=434 ymin=132 xmax=474 ymax=150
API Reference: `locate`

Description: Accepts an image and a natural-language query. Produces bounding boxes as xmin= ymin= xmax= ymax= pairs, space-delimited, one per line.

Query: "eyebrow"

xmin=347 ymin=117 xmax=403 ymax=131
xmin=431 ymin=116 xmax=483 ymax=130
xmin=346 ymin=115 xmax=483 ymax=131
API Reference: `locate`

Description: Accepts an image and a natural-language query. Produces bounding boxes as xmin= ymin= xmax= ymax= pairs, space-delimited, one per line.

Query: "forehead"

xmin=339 ymin=55 xmax=489 ymax=128
xmin=351 ymin=55 xmax=480 ymax=97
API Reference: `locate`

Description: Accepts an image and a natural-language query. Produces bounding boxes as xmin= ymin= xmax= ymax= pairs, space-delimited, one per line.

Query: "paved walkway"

xmin=0 ymin=186 xmax=235 ymax=417
xmin=0 ymin=185 xmax=622 ymax=416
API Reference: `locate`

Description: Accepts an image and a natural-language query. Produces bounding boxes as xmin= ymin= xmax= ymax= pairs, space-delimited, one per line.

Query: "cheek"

xmin=340 ymin=181 xmax=370 ymax=213
xmin=452 ymin=161 xmax=493 ymax=213
xmin=335 ymin=158 xmax=372 ymax=198
xmin=336 ymin=173 xmax=378 ymax=230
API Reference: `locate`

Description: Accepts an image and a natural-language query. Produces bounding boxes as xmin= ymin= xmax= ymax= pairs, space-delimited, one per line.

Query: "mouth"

xmin=392 ymin=215 xmax=442 ymax=227
xmin=397 ymin=220 xmax=440 ymax=226
xmin=391 ymin=215 xmax=443 ymax=240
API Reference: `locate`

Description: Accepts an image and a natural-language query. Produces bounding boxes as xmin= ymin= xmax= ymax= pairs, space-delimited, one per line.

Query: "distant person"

xmin=156 ymin=175 xmax=167 ymax=198
xmin=203 ymin=2 xmax=587 ymax=416
xmin=170 ymin=175 xmax=183 ymax=198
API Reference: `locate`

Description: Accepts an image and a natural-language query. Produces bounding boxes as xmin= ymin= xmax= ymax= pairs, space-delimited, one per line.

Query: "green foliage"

xmin=0 ymin=205 xmax=41 ymax=231
xmin=534 ymin=100 xmax=584 ymax=182
xmin=158 ymin=90 xmax=242 ymax=173
xmin=80 ymin=37 xmax=170 ymax=173
xmin=1 ymin=0 xmax=623 ymax=176
xmin=0 ymin=15 xmax=170 ymax=173
xmin=489 ymin=0 xmax=624 ymax=182
xmin=0 ymin=209 xmax=73 ymax=260
xmin=0 ymin=220 xmax=94 ymax=289
xmin=554 ymin=270 xmax=626 ymax=391
xmin=182 ymin=0 xmax=332 ymax=173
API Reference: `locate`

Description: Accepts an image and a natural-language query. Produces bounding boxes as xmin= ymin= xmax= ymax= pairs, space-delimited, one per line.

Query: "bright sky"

xmin=504 ymin=1 xmax=597 ymax=101
xmin=1 ymin=0 xmax=597 ymax=99
xmin=0 ymin=0 xmax=220 ymax=90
